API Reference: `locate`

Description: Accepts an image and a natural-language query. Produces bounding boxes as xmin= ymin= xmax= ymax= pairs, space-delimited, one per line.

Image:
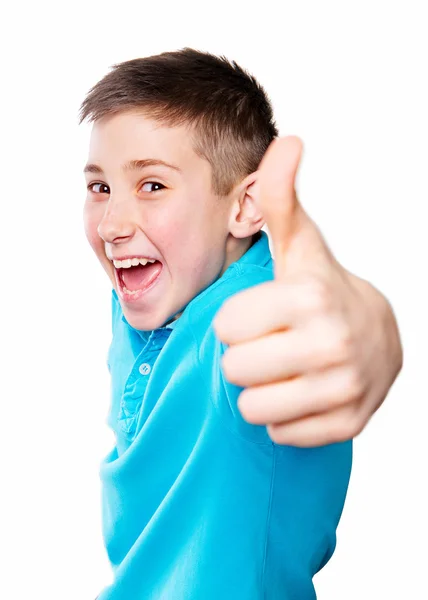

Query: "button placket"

xmin=118 ymin=341 xmax=155 ymax=438
xmin=117 ymin=328 xmax=172 ymax=440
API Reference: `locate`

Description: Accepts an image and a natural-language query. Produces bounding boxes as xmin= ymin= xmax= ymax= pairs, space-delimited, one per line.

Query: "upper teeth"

xmin=113 ymin=257 xmax=157 ymax=269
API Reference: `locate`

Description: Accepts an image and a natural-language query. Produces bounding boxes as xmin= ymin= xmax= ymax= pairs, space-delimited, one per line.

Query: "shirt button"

xmin=139 ymin=363 xmax=151 ymax=376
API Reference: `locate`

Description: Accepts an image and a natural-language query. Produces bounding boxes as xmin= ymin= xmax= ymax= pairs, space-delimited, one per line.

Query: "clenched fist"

xmin=213 ymin=137 xmax=402 ymax=447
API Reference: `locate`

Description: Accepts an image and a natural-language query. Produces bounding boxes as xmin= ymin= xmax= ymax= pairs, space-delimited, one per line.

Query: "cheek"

xmin=147 ymin=209 xmax=189 ymax=250
xmin=156 ymin=213 xmax=195 ymax=249
xmin=158 ymin=222 xmax=215 ymax=278
xmin=83 ymin=203 xmax=103 ymax=253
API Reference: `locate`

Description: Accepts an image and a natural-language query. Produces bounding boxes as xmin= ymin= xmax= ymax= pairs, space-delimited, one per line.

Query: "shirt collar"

xmin=231 ymin=229 xmax=270 ymax=271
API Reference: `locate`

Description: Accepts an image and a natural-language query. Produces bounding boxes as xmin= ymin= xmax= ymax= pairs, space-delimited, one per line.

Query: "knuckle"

xmin=340 ymin=419 xmax=358 ymax=442
xmin=335 ymin=323 xmax=354 ymax=355
xmin=320 ymin=322 xmax=354 ymax=365
xmin=331 ymin=410 xmax=362 ymax=442
xmin=323 ymin=392 xmax=346 ymax=411
xmin=303 ymin=278 xmax=332 ymax=314
xmin=343 ymin=366 xmax=364 ymax=400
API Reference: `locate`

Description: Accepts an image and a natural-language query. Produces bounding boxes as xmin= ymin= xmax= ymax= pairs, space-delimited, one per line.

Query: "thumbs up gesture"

xmin=214 ymin=136 xmax=402 ymax=447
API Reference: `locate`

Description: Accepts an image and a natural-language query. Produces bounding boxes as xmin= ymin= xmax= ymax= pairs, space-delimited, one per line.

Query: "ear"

xmin=227 ymin=171 xmax=265 ymax=239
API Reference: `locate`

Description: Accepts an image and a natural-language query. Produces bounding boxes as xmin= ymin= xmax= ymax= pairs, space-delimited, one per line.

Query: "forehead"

xmin=88 ymin=110 xmax=198 ymax=168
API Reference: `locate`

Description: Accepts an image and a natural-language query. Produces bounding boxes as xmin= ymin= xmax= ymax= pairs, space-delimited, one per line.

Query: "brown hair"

xmin=78 ymin=47 xmax=278 ymax=197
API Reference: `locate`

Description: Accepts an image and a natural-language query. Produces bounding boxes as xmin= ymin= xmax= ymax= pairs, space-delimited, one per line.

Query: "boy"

xmin=80 ymin=47 xmax=352 ymax=599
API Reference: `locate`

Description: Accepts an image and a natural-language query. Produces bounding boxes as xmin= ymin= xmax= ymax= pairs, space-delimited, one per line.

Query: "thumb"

xmin=255 ymin=136 xmax=304 ymax=279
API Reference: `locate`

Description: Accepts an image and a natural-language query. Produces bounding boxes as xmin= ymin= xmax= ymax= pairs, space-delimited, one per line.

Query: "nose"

xmin=97 ymin=197 xmax=137 ymax=244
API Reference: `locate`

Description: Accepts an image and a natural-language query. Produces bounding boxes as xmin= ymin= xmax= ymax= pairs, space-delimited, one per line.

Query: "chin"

xmin=120 ymin=304 xmax=169 ymax=332
xmin=122 ymin=311 xmax=160 ymax=332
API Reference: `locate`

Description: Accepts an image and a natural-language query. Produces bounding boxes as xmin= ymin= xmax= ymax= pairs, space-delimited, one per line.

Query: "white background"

xmin=1 ymin=1 xmax=427 ymax=598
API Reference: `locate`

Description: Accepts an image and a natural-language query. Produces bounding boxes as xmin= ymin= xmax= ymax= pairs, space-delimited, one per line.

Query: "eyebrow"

xmin=83 ymin=158 xmax=182 ymax=174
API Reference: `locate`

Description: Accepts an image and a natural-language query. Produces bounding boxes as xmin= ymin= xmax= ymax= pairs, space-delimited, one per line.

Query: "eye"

xmin=140 ymin=181 xmax=166 ymax=193
xmin=87 ymin=182 xmax=109 ymax=194
xmin=86 ymin=181 xmax=166 ymax=195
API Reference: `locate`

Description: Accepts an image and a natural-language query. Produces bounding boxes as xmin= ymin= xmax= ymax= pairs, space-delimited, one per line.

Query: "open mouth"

xmin=115 ymin=261 xmax=163 ymax=300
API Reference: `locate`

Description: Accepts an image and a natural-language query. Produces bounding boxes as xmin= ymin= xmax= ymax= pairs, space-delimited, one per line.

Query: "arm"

xmin=214 ymin=136 xmax=403 ymax=447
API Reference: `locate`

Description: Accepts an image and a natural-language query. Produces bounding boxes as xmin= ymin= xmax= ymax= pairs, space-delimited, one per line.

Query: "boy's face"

xmin=83 ymin=110 xmax=236 ymax=331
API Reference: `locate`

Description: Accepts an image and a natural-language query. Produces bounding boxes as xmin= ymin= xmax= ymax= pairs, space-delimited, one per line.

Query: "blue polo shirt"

xmin=97 ymin=230 xmax=352 ymax=600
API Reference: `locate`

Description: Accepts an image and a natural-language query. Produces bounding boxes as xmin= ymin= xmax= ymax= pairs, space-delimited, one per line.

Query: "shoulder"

xmin=185 ymin=262 xmax=275 ymax=446
xmin=188 ymin=260 xmax=274 ymax=332
xmin=187 ymin=260 xmax=274 ymax=366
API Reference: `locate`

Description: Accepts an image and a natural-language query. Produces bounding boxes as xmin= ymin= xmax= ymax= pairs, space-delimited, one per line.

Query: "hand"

xmin=213 ymin=136 xmax=402 ymax=447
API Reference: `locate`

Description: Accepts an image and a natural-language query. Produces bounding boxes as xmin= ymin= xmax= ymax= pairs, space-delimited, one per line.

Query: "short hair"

xmin=78 ymin=47 xmax=278 ymax=197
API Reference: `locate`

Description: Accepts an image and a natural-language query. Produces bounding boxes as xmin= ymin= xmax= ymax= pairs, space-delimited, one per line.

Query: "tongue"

xmin=121 ymin=262 xmax=162 ymax=291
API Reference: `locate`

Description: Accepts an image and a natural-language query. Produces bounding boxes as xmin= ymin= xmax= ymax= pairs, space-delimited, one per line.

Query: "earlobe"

xmin=228 ymin=173 xmax=265 ymax=238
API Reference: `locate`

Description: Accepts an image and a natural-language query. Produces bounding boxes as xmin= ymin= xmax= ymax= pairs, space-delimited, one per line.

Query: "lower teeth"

xmin=122 ymin=285 xmax=140 ymax=295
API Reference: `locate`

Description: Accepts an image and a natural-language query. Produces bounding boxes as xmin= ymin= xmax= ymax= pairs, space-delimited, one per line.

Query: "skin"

xmin=83 ymin=115 xmax=402 ymax=447
xmin=214 ymin=137 xmax=403 ymax=447
xmin=83 ymin=110 xmax=263 ymax=332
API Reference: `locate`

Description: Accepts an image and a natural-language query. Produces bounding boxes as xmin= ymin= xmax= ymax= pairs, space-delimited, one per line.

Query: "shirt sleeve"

xmin=210 ymin=335 xmax=274 ymax=445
